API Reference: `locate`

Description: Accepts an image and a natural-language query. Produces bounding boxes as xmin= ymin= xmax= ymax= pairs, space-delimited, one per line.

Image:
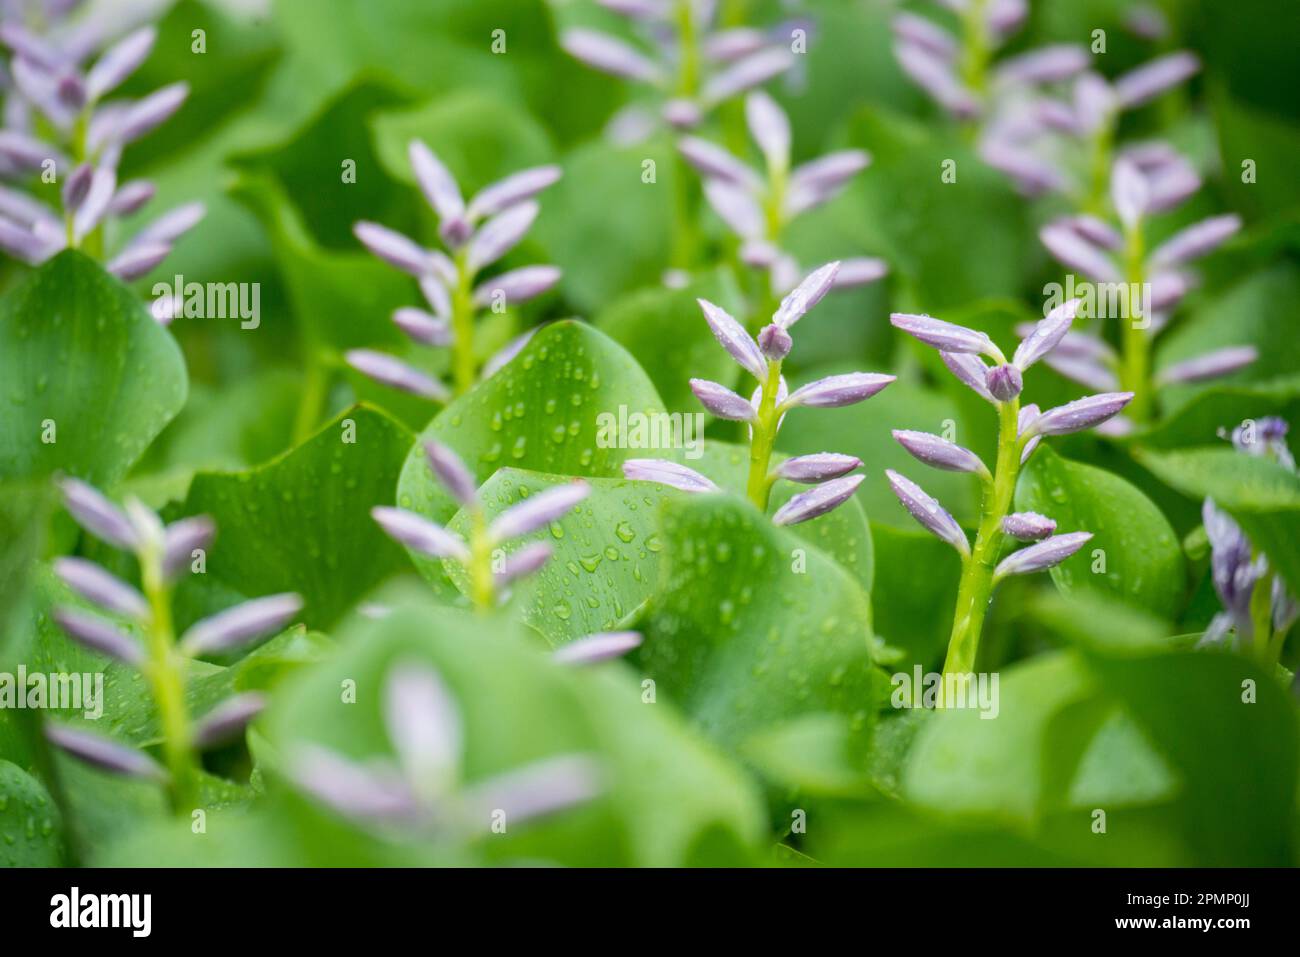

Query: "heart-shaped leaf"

xmin=1016 ymin=446 xmax=1185 ymax=619
xmin=0 ymin=251 xmax=187 ymax=486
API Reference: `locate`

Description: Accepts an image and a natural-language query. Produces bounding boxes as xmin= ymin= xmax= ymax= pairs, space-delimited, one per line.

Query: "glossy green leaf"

xmin=0 ymin=251 xmax=187 ymax=486
xmin=635 ymin=492 xmax=881 ymax=751
xmin=1016 ymin=447 xmax=1185 ymax=618
xmin=0 ymin=760 xmax=64 ymax=866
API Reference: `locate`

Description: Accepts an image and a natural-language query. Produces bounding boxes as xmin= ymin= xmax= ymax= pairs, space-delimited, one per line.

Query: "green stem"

xmin=1248 ymin=558 xmax=1274 ymax=666
xmin=1118 ymin=223 xmax=1151 ymax=424
xmin=467 ymin=508 xmax=496 ymax=613
xmin=140 ymin=551 xmax=198 ymax=815
xmin=292 ymin=350 xmax=329 ymax=444
xmin=745 ymin=359 xmax=783 ymax=511
xmin=941 ymin=397 xmax=1020 ymax=684
xmin=958 ymin=0 xmax=991 ymax=101
xmin=451 ymin=249 xmax=477 ymax=396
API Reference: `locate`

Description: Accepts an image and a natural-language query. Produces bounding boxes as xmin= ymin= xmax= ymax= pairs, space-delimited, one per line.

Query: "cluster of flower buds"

xmin=46 ymin=478 xmax=302 ymax=803
xmin=0 ymin=20 xmax=202 ymax=279
xmin=561 ymin=0 xmax=798 ymax=141
xmin=372 ymin=440 xmax=589 ymax=610
xmin=677 ymin=89 xmax=886 ymax=300
xmin=290 ymin=659 xmax=601 ymax=840
xmin=891 ymin=0 xmax=1088 ymax=123
xmin=1035 ymin=154 xmax=1251 ymax=427
xmin=624 ymin=261 xmax=893 ymax=525
xmin=351 ymin=140 xmax=561 ymax=400
xmin=1201 ymin=417 xmax=1297 ymax=657
xmin=979 ymin=51 xmax=1199 ymax=201
xmin=886 ymin=300 xmax=1132 ymax=581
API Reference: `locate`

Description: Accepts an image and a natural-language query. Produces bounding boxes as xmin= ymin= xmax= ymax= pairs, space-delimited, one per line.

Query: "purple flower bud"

xmin=383 ymin=662 xmax=461 ymax=789
xmin=1148 ymin=271 xmax=1190 ymax=313
xmin=290 ymin=745 xmax=418 ymax=824
xmin=1013 ymin=298 xmax=1080 ymax=371
xmin=496 ymin=542 xmax=553 ymax=587
xmin=1018 ymin=403 xmax=1043 ymax=463
xmin=53 ymin=558 xmax=148 ymax=620
xmin=702 ymin=47 xmax=794 ymax=105
xmin=86 ymin=26 xmax=156 ymax=100
xmin=408 ymin=140 xmax=464 ymax=224
xmin=1043 ymin=353 xmax=1119 ymax=392
xmin=372 ymin=506 xmax=470 ymax=561
xmin=892 ymin=430 xmax=990 ymax=479
xmin=0 ymin=24 xmax=65 ymax=71
xmin=482 ymin=328 xmax=538 ymax=380
xmin=891 ymin=13 xmax=957 ymax=59
xmin=106 ymin=242 xmax=169 ymax=281
xmin=52 ymin=606 xmax=144 ymax=666
xmin=108 ymin=179 xmax=156 ymax=216
xmin=891 ymin=312 xmax=997 ymax=356
xmin=703 ymin=179 xmax=763 ymax=239
xmin=1039 ymin=221 xmax=1120 ymax=283
xmin=985 ymin=364 xmax=1023 ymax=402
xmin=885 ymin=470 xmax=970 ymax=556
xmin=553 ymin=631 xmax=643 ymax=665
xmin=45 ymin=724 xmax=166 ymax=782
xmin=561 ymin=28 xmax=664 ymax=83
xmin=467 ymin=165 xmax=561 ymax=221
xmin=420 ymin=274 xmax=452 ymax=319
xmin=773 ymin=261 xmax=840 ymax=329
xmin=940 ymin=351 xmax=995 ymax=402
xmin=987 ymin=0 xmax=1029 ymax=35
xmin=895 ymin=40 xmax=979 ymax=119
xmin=979 ymin=138 xmax=1069 ymax=196
xmin=704 ymin=27 xmax=767 ymax=61
xmin=117 ymin=82 xmax=188 ymax=144
xmin=994 ymin=531 xmax=1093 ymax=580
xmin=1111 ymin=157 xmax=1150 ymax=230
xmin=698 ymin=298 xmax=767 ymax=379
xmin=757 ymin=323 xmax=791 ymax=361
xmin=180 ymin=593 xmax=304 ymax=657
xmin=354 ymin=221 xmax=433 ymax=276
xmin=162 ymin=515 xmax=215 ymax=580
xmin=423 ymin=440 xmax=477 ymax=507
xmin=489 ymin=481 xmax=591 ymax=542
xmin=0 ymin=130 xmax=67 ymax=170
xmin=345 ymin=350 xmax=450 ymax=402
xmin=995 ymin=44 xmax=1089 ymax=84
xmin=1001 ymin=512 xmax=1056 ymax=542
xmin=786 ymin=151 xmax=871 ymax=216
xmin=467 ymin=201 xmax=538 ymax=272
xmin=1113 ymin=52 xmax=1199 ymax=109
xmin=745 ymin=90 xmax=790 ymax=169
xmin=393 ymin=307 xmax=452 ymax=347
xmin=461 ymin=754 xmax=603 ymax=827
xmin=1149 ymin=214 xmax=1242 ymax=268
xmin=127 ymin=202 xmax=204 ymax=250
xmin=56 ymin=73 xmax=86 ymax=111
xmin=1156 ymin=346 xmax=1258 ymax=386
xmin=622 ymin=459 xmax=719 ymax=493
xmin=72 ymin=165 xmax=115 ymax=243
xmin=691 ymin=378 xmax=758 ymax=420
xmin=472 ymin=265 xmax=561 ymax=308
xmin=775 ymin=453 xmax=862 ymax=484
xmin=193 ymin=693 xmax=268 ymax=749
xmin=772 ymin=474 xmax=864 ymax=526
xmin=783 ymin=372 xmax=895 ymax=409
xmin=1024 ymin=392 xmax=1135 ymax=438
xmin=1065 ymin=215 xmax=1123 ymax=249
xmin=661 ymin=97 xmax=702 ymax=129
xmin=832 ymin=257 xmax=888 ymax=288
xmin=62 ymin=163 xmax=94 ymax=212
xmin=676 ymin=136 xmax=759 ymax=189
xmin=60 ymin=478 xmax=138 ymax=550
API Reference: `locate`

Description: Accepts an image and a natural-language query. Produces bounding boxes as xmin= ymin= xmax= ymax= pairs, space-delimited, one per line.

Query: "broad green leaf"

xmin=741 ymin=713 xmax=874 ymax=799
xmin=261 ymin=591 xmax=764 ymax=866
xmin=593 ymin=270 xmax=745 ymax=415
xmin=396 ymin=321 xmax=666 ymax=519
xmin=1137 ymin=446 xmax=1300 ymax=596
xmin=1129 ymin=373 xmax=1300 ymax=449
xmin=0 ymin=760 xmax=64 ymax=866
xmin=1016 ymin=447 xmax=1185 ymax=619
xmin=635 ymin=493 xmax=881 ymax=751
xmin=444 ymin=469 xmax=676 ymax=644
xmin=174 ymin=405 xmax=419 ymax=629
xmin=0 ymin=251 xmax=187 ymax=486
xmin=532 ymin=138 xmax=676 ymax=314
